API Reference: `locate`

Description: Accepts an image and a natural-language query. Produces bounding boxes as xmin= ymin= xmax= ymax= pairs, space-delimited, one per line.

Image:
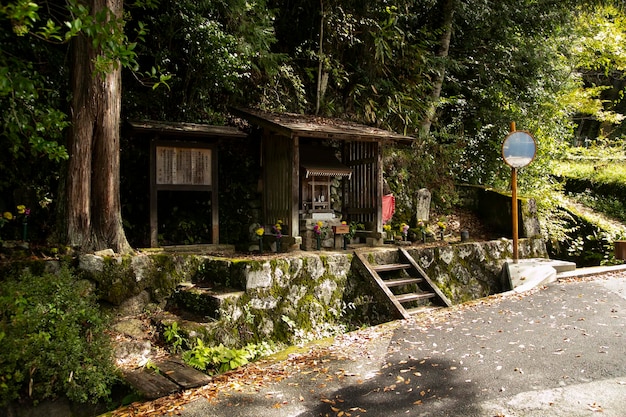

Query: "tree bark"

xmin=420 ymin=0 xmax=456 ymax=138
xmin=316 ymin=0 xmax=325 ymax=115
xmin=65 ymin=0 xmax=131 ymax=254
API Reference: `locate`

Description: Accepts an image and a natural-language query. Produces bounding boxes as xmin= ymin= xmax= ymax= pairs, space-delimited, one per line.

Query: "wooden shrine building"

xmin=126 ymin=120 xmax=247 ymax=247
xmin=232 ymin=108 xmax=415 ymax=247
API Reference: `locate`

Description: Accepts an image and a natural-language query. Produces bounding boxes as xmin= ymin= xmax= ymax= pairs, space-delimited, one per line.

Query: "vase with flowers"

xmin=437 ymin=220 xmax=447 ymax=241
xmin=255 ymin=226 xmax=265 ymax=253
xmin=273 ymin=220 xmax=283 ymax=252
xmin=1 ymin=204 xmax=31 ymax=243
xmin=313 ymin=220 xmax=326 ymax=250
xmin=417 ymin=219 xmax=426 ymax=243
xmin=383 ymin=224 xmax=392 ymax=242
xmin=400 ymin=223 xmax=409 ymax=241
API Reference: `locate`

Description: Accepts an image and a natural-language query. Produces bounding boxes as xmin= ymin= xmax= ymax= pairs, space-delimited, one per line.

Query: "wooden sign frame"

xmin=149 ymin=140 xmax=218 ymax=247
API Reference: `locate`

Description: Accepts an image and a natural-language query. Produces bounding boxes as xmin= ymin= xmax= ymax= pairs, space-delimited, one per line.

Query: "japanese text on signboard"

xmin=156 ymin=146 xmax=212 ymax=186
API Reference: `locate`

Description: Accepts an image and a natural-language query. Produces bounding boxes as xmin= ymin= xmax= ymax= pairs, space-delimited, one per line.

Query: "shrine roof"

xmin=231 ymin=108 xmax=416 ymax=143
xmin=127 ymin=120 xmax=247 ymax=139
xmin=300 ymin=146 xmax=352 ymax=178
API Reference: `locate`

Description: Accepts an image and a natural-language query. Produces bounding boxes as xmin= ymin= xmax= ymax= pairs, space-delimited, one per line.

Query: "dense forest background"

xmin=4 ymin=1 xmax=626 ymax=410
xmin=2 ymin=0 xmax=626 ymax=250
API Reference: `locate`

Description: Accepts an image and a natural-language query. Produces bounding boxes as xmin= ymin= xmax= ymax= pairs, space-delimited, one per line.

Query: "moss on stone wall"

xmin=26 ymin=237 xmax=544 ymax=349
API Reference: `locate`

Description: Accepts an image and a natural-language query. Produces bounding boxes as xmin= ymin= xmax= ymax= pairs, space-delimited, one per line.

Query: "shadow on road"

xmin=296 ymin=356 xmax=482 ymax=416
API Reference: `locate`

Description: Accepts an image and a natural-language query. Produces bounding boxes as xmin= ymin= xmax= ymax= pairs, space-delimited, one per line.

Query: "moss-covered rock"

xmin=405 ymin=237 xmax=546 ymax=304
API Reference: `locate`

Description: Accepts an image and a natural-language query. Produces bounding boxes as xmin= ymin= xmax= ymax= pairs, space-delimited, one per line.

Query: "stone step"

xmin=169 ymin=282 xmax=245 ymax=320
xmin=544 ymin=259 xmax=577 ymax=273
xmin=503 ymin=258 xmax=579 ymax=293
xmin=384 ymin=277 xmax=423 ymax=288
xmin=153 ymin=310 xmax=221 ymax=347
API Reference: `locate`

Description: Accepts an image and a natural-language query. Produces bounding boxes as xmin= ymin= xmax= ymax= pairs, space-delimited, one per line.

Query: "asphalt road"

xmin=152 ymin=272 xmax=626 ymax=417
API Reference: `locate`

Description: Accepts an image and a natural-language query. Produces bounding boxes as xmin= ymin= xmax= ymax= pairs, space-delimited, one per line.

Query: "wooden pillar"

xmin=375 ymin=141 xmax=383 ymax=233
xmin=510 ymin=121 xmax=519 ymax=263
xmin=211 ymin=146 xmax=219 ymax=244
xmin=290 ymin=134 xmax=300 ymax=237
xmin=149 ymin=139 xmax=158 ymax=247
xmin=511 ymin=167 xmax=519 ymax=262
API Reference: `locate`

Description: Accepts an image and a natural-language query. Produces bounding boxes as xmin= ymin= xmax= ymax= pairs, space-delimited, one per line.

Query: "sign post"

xmin=150 ymin=140 xmax=217 ymax=247
xmin=501 ymin=122 xmax=536 ymax=263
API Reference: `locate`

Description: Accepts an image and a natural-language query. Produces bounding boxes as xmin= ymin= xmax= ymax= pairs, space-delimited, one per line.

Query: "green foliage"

xmin=4 ymin=0 xmax=626 ymax=248
xmin=182 ymin=339 xmax=266 ymax=375
xmin=0 ymin=266 xmax=117 ymax=406
xmin=183 ymin=339 xmax=248 ymax=374
xmin=568 ymin=5 xmax=626 ymax=141
xmin=163 ymin=321 xmax=185 ymax=353
xmin=542 ymin=203 xmax=623 ymax=266
xmin=543 ymin=146 xmax=626 ymax=265
xmin=162 ymin=319 xmax=278 ymax=374
xmin=384 ymin=141 xmax=461 ymax=223
xmin=0 ymin=18 xmax=69 ymax=199
xmin=124 ymin=0 xmax=282 ymax=121
xmin=1 ymin=0 xmax=168 ymax=243
xmin=143 ymin=359 xmax=160 ymax=374
xmin=0 ymin=0 xmax=151 ymax=166
xmin=266 ymin=0 xmax=597 ymax=210
xmin=553 ymin=159 xmax=626 ymax=187
xmin=574 ymin=190 xmax=626 ymax=224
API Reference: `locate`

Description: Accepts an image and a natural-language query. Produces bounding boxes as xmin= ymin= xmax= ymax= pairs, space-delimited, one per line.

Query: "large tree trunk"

xmin=420 ymin=0 xmax=455 ymax=138
xmin=65 ymin=0 xmax=131 ymax=254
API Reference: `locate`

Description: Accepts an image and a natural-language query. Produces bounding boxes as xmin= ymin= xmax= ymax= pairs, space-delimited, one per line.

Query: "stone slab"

xmin=503 ymin=258 xmax=575 ymax=293
xmin=556 ymin=263 xmax=626 ymax=280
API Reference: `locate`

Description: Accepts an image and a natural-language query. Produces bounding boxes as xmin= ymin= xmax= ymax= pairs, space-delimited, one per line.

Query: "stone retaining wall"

xmin=363 ymin=237 xmax=547 ymax=304
xmin=73 ymin=237 xmax=547 ymax=346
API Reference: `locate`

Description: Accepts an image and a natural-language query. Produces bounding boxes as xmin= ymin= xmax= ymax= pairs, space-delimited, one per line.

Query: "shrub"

xmin=0 ymin=266 xmax=117 ymax=406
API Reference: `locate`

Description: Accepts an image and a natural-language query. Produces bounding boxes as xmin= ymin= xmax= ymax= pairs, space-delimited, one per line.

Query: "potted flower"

xmin=437 ymin=219 xmax=447 ymax=241
xmin=383 ymin=224 xmax=392 ymax=242
xmin=255 ymin=226 xmax=265 ymax=253
xmin=17 ymin=205 xmax=30 ymax=241
xmin=417 ymin=219 xmax=427 ymax=243
xmin=339 ymin=221 xmax=350 ymax=250
xmin=0 ymin=211 xmax=13 ymax=244
xmin=313 ymin=220 xmax=326 ymax=250
xmin=273 ymin=220 xmax=283 ymax=252
xmin=0 ymin=205 xmax=31 ymax=243
xmin=400 ymin=223 xmax=409 ymax=241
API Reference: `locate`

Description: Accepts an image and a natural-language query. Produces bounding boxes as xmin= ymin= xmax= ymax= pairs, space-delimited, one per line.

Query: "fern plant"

xmin=182 ymin=339 xmax=253 ymax=374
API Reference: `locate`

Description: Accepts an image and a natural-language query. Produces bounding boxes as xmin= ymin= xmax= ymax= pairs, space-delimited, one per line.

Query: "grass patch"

xmin=568 ymin=190 xmax=626 ymax=224
xmin=552 ymin=159 xmax=626 ymax=185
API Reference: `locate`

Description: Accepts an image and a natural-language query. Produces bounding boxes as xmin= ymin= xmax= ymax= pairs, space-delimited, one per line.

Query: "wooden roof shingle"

xmin=231 ymin=108 xmax=415 ymax=143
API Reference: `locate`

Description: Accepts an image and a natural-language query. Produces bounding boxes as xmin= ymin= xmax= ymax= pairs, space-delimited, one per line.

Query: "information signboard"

xmin=150 ymin=140 xmax=217 ymax=247
xmin=156 ymin=146 xmax=212 ymax=186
